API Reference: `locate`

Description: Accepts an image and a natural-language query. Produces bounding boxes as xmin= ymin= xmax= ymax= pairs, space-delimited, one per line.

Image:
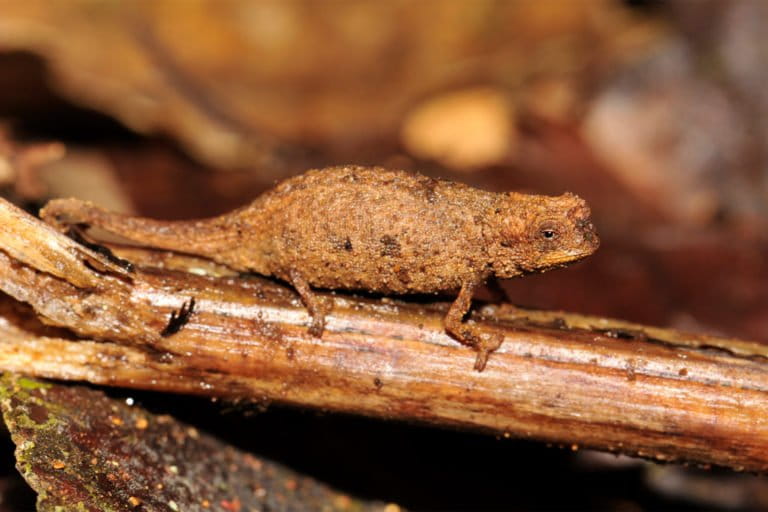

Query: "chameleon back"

xmin=225 ymin=166 xmax=499 ymax=294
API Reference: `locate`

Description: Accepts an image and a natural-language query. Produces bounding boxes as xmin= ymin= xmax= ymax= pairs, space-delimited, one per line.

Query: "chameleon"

xmin=40 ymin=165 xmax=599 ymax=371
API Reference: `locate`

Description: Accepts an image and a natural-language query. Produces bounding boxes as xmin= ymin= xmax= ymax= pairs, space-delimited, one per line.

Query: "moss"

xmin=15 ymin=377 xmax=52 ymax=391
xmin=0 ymin=373 xmax=396 ymax=512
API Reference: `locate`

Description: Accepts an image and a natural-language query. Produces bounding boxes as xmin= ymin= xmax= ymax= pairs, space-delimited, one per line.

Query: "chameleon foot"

xmin=307 ymin=307 xmax=327 ymax=338
xmin=445 ymin=273 xmax=505 ymax=371
xmin=471 ymin=330 xmax=504 ymax=372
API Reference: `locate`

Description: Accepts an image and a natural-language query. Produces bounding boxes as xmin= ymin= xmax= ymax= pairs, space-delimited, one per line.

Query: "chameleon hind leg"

xmin=288 ymin=269 xmax=328 ymax=337
xmin=444 ymin=272 xmax=504 ymax=372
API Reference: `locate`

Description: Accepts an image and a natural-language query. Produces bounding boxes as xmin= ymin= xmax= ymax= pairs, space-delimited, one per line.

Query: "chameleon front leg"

xmin=288 ymin=269 xmax=328 ymax=337
xmin=444 ymin=272 xmax=504 ymax=372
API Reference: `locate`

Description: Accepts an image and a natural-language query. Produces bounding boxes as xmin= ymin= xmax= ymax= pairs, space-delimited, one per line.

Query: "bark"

xmin=0 ymin=197 xmax=767 ymax=472
xmin=0 ymin=373 xmax=395 ymax=512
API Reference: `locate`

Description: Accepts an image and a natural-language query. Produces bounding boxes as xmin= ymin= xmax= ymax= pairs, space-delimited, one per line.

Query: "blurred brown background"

xmin=0 ymin=0 xmax=766 ymax=510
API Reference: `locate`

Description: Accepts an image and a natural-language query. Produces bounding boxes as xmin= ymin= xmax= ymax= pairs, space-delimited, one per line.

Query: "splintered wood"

xmin=0 ymin=196 xmax=767 ymax=472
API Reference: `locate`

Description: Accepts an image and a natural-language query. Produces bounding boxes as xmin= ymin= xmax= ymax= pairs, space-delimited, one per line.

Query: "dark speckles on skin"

xmin=287 ymin=180 xmax=308 ymax=191
xmin=396 ymin=267 xmax=411 ymax=285
xmin=330 ymin=236 xmax=354 ymax=252
xmin=380 ymin=235 xmax=401 ymax=257
xmin=373 ymin=377 xmax=383 ymax=390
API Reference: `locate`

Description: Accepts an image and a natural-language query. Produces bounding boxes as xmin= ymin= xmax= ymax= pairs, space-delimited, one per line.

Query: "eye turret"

xmin=536 ymin=221 xmax=559 ymax=244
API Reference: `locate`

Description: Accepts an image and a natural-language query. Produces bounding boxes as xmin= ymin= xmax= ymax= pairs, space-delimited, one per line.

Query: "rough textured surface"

xmin=0 ymin=373 xmax=397 ymax=512
xmin=41 ymin=165 xmax=598 ymax=369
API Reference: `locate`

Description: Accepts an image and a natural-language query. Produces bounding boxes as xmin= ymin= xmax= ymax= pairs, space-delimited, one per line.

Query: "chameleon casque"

xmin=41 ymin=166 xmax=599 ymax=371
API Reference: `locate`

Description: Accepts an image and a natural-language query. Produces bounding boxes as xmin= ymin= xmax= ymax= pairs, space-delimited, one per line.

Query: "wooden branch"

xmin=0 ymin=373 xmax=394 ymax=512
xmin=1 ymin=197 xmax=767 ymax=472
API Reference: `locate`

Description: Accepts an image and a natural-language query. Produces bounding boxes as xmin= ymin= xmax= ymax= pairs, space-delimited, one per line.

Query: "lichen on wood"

xmin=0 ymin=373 xmax=396 ymax=512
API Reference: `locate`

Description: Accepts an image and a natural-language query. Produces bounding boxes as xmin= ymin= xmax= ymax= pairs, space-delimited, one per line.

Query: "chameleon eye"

xmin=541 ymin=229 xmax=556 ymax=240
xmin=534 ymin=221 xmax=559 ymax=244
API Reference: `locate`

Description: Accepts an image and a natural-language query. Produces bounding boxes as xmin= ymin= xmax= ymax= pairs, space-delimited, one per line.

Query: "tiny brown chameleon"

xmin=41 ymin=165 xmax=599 ymax=371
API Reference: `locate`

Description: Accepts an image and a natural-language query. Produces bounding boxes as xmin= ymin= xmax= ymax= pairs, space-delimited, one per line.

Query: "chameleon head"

xmin=490 ymin=191 xmax=599 ymax=277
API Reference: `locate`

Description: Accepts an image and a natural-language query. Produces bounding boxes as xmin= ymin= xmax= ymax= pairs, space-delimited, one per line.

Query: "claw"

xmin=474 ymin=350 xmax=490 ymax=372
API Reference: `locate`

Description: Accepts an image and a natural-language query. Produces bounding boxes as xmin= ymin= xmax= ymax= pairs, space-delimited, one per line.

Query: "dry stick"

xmin=0 ymin=198 xmax=767 ymax=472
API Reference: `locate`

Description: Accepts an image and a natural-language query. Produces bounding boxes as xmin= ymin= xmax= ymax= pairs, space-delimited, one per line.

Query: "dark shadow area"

xmin=0 ymin=52 xmax=142 ymax=144
xmin=99 ymin=387 xmax=706 ymax=511
xmin=0 ymin=424 xmax=37 ymax=511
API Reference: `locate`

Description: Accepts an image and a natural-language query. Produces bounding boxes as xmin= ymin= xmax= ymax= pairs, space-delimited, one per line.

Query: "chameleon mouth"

xmin=541 ymin=237 xmax=600 ymax=268
xmin=547 ymin=251 xmax=591 ymax=266
xmin=533 ymin=251 xmax=590 ymax=271
xmin=573 ymin=246 xmax=598 ymax=259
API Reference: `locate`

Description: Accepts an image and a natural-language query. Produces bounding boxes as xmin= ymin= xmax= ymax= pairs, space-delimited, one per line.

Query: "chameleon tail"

xmin=39 ymin=198 xmax=237 ymax=259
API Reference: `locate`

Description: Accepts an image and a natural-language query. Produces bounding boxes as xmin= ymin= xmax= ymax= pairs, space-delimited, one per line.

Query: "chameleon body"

xmin=41 ymin=166 xmax=599 ymax=370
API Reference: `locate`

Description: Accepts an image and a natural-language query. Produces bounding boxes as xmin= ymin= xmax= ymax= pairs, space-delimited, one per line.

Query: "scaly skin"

xmin=41 ymin=165 xmax=599 ymax=371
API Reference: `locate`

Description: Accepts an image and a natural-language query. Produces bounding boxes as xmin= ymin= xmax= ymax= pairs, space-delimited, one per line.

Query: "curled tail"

xmin=40 ymin=198 xmax=237 ymax=259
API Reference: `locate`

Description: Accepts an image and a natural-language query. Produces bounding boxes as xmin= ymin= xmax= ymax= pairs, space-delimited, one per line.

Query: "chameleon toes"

xmin=472 ymin=331 xmax=504 ymax=371
xmin=307 ymin=307 xmax=327 ymax=338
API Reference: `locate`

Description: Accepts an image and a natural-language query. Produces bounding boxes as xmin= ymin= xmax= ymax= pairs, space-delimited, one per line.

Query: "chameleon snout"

xmin=576 ymin=218 xmax=600 ymax=253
